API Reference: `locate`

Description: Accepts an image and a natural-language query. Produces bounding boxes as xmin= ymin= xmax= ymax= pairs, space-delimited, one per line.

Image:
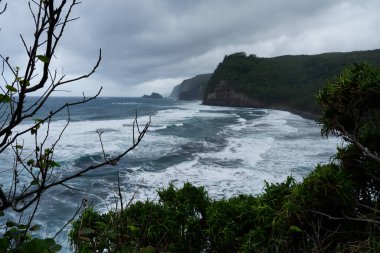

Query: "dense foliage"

xmin=70 ymin=63 xmax=380 ymax=252
xmin=68 ymin=168 xmax=362 ymax=252
xmin=204 ymin=50 xmax=380 ymax=115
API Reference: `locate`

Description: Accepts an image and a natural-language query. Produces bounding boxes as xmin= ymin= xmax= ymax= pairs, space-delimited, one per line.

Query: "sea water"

xmin=0 ymin=97 xmax=339 ymax=251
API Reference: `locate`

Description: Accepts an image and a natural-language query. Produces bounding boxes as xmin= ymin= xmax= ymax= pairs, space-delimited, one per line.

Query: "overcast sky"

xmin=0 ymin=0 xmax=379 ymax=97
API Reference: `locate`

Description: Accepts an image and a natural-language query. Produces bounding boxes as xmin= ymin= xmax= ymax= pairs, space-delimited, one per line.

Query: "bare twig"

xmin=117 ymin=174 xmax=124 ymax=213
xmin=342 ymin=134 xmax=380 ymax=164
xmin=53 ymin=200 xmax=84 ymax=239
xmin=0 ymin=88 xmax=102 ymax=153
xmin=125 ymin=183 xmax=141 ymax=209
xmin=0 ymin=1 xmax=6 ymax=15
xmin=312 ymin=210 xmax=380 ymax=225
xmin=0 ymin=116 xmax=150 ymax=212
xmin=0 ymin=1 xmax=150 ymax=248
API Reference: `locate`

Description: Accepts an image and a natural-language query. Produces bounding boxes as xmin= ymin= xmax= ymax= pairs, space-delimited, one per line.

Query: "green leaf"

xmin=0 ymin=94 xmax=11 ymax=103
xmin=31 ymin=125 xmax=40 ymax=135
xmin=20 ymin=79 xmax=30 ymax=86
xmin=29 ymin=224 xmax=41 ymax=231
xmin=95 ymin=221 xmax=107 ymax=229
xmin=30 ymin=179 xmax=39 ymax=186
xmin=43 ymin=238 xmax=55 ymax=246
xmin=44 ymin=148 xmax=52 ymax=155
xmin=14 ymin=238 xmax=58 ymax=253
xmin=34 ymin=118 xmax=44 ymax=124
xmin=79 ymin=227 xmax=95 ymax=235
xmin=27 ymin=159 xmax=35 ymax=166
xmin=36 ymin=55 xmax=50 ymax=63
xmin=16 ymin=145 xmax=23 ymax=149
xmin=5 ymin=85 xmax=17 ymax=92
xmin=48 ymin=160 xmax=60 ymax=168
xmin=17 ymin=224 xmax=28 ymax=229
xmin=127 ymin=225 xmax=139 ymax=232
xmin=289 ymin=225 xmax=302 ymax=233
xmin=0 ymin=238 xmax=10 ymax=252
xmin=142 ymin=246 xmax=155 ymax=253
xmin=0 ymin=211 xmax=4 ymax=217
xmin=48 ymin=243 xmax=62 ymax=252
xmin=6 ymin=221 xmax=17 ymax=228
xmin=120 ymin=247 xmax=134 ymax=253
xmin=4 ymin=227 xmax=20 ymax=239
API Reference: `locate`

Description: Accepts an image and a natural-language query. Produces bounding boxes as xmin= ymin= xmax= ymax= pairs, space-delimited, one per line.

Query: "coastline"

xmin=270 ymin=107 xmax=320 ymax=121
xmin=201 ymin=101 xmax=320 ymax=121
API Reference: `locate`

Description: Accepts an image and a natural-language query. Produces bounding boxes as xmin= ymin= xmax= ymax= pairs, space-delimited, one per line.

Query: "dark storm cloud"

xmin=1 ymin=0 xmax=379 ymax=96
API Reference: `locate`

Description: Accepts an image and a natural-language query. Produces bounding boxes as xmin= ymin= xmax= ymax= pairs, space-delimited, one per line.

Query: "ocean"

xmin=0 ymin=97 xmax=339 ymax=251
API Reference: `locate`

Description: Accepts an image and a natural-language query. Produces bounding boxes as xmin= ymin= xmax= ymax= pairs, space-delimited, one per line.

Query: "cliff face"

xmin=170 ymin=74 xmax=212 ymax=100
xmin=203 ymin=80 xmax=265 ymax=107
xmin=169 ymin=85 xmax=181 ymax=98
xmin=178 ymin=87 xmax=203 ymax=100
xmin=202 ymin=50 xmax=380 ymax=116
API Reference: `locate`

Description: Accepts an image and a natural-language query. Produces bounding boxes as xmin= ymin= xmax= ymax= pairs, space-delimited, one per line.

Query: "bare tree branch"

xmin=53 ymin=200 xmax=84 ymax=239
xmin=312 ymin=210 xmax=380 ymax=225
xmin=0 ymin=88 xmax=102 ymax=153
xmin=0 ymin=2 xmax=150 ymax=248
xmin=0 ymin=116 xmax=150 ymax=212
xmin=342 ymin=133 xmax=380 ymax=164
xmin=0 ymin=1 xmax=6 ymax=15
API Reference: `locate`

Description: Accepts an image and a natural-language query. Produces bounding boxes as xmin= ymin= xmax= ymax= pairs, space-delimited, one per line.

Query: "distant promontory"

xmin=142 ymin=92 xmax=163 ymax=99
xmin=170 ymin=74 xmax=212 ymax=100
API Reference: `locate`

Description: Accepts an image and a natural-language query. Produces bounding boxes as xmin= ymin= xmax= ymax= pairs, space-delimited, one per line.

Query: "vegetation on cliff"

xmin=70 ymin=63 xmax=380 ymax=252
xmin=203 ymin=50 xmax=380 ymax=115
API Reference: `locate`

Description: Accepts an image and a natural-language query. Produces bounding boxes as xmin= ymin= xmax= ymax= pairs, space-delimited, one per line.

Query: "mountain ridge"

xmin=202 ymin=49 xmax=380 ymax=117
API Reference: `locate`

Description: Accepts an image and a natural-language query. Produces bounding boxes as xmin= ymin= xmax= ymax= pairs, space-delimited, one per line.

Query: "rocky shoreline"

xmin=202 ymin=80 xmax=319 ymax=121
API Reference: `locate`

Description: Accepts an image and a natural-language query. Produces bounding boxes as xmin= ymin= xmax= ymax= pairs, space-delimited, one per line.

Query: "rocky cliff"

xmin=203 ymin=80 xmax=265 ymax=107
xmin=202 ymin=49 xmax=380 ymax=117
xmin=170 ymin=74 xmax=212 ymax=100
xmin=142 ymin=92 xmax=163 ymax=99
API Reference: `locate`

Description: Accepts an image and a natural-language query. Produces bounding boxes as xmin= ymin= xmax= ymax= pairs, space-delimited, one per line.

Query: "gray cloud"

xmin=1 ymin=0 xmax=379 ymax=96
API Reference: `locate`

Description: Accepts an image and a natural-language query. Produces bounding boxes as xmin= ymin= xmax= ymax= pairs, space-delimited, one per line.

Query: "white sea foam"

xmin=118 ymin=156 xmax=280 ymax=202
xmin=112 ymin=106 xmax=338 ymax=203
xmin=198 ymin=136 xmax=274 ymax=168
xmin=1 ymin=99 xmax=341 ymax=253
xmin=133 ymin=134 xmax=188 ymax=160
xmin=9 ymin=103 xmax=337 ymax=200
xmin=149 ymin=125 xmax=168 ymax=131
xmin=111 ymin=102 xmax=141 ymax=105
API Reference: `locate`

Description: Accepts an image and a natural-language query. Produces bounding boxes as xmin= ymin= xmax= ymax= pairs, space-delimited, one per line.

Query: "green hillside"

xmin=203 ymin=49 xmax=380 ymax=115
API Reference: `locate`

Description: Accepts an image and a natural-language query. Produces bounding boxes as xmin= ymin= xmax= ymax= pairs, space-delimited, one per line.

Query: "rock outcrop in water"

xmin=142 ymin=92 xmax=163 ymax=99
xmin=170 ymin=74 xmax=212 ymax=100
xmin=202 ymin=49 xmax=380 ymax=117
